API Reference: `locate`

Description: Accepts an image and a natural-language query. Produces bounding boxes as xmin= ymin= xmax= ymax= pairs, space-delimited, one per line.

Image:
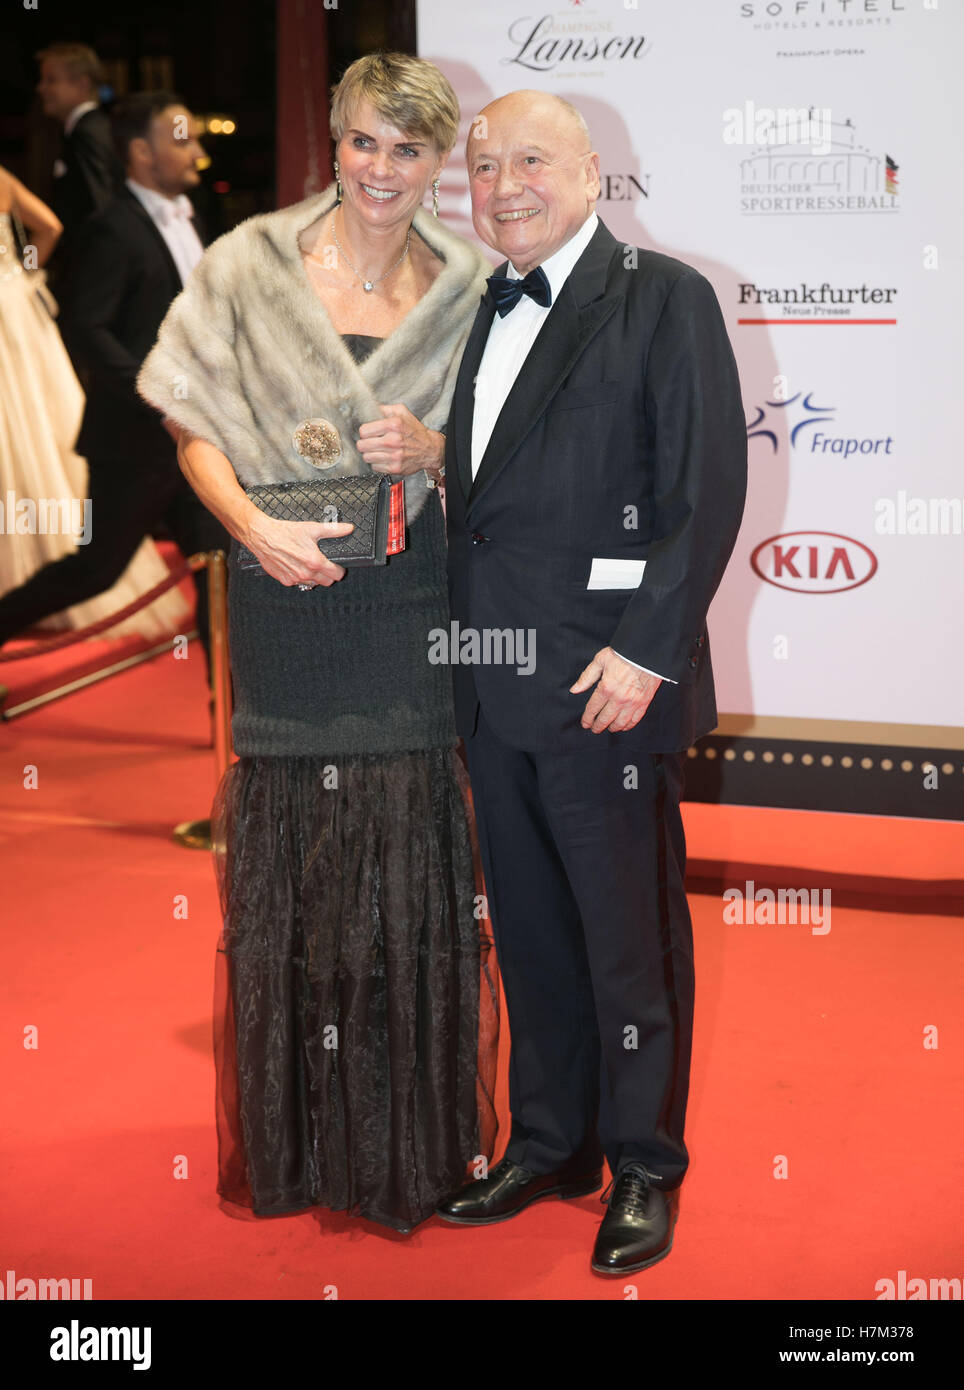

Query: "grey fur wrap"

xmin=137 ymin=184 xmax=491 ymax=522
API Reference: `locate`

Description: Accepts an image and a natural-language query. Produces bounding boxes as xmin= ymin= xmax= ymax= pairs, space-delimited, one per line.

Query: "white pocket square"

xmin=587 ymin=557 xmax=646 ymax=590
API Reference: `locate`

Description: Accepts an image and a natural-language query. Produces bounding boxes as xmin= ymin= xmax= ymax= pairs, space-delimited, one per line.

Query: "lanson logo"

xmin=504 ymin=15 xmax=651 ymax=73
xmin=750 ymin=531 xmax=878 ymax=593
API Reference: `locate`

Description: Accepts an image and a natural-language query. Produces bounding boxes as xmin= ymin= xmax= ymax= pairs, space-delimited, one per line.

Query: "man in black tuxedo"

xmin=0 ymin=92 xmax=229 ymax=675
xmin=35 ymin=43 xmax=122 ymax=286
xmin=435 ymin=91 xmax=747 ymax=1273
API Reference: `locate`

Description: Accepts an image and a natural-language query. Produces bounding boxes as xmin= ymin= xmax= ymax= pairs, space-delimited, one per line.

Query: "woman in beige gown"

xmin=0 ymin=165 xmax=189 ymax=640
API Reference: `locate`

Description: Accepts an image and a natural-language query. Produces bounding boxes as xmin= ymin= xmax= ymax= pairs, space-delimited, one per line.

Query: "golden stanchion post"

xmin=173 ymin=550 xmax=232 ymax=850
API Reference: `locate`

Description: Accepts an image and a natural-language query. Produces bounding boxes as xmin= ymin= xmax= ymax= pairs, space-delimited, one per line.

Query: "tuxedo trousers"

xmin=464 ymin=705 xmax=694 ymax=1189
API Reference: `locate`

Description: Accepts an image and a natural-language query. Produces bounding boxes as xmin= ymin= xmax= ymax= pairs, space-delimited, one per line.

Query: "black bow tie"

xmin=487 ymin=264 xmax=552 ymax=317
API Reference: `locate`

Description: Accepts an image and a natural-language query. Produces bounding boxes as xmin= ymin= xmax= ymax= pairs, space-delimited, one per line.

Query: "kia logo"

xmin=750 ymin=531 xmax=878 ymax=593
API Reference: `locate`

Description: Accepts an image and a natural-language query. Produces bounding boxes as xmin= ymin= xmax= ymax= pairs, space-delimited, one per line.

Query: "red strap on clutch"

xmin=386 ymin=480 xmax=407 ymax=555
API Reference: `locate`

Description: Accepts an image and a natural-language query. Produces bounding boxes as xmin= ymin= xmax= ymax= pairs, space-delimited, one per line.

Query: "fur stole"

xmin=137 ymin=184 xmax=491 ymax=521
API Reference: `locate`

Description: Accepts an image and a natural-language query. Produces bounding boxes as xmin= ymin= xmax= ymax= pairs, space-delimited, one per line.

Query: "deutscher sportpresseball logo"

xmin=734 ymin=110 xmax=899 ymax=215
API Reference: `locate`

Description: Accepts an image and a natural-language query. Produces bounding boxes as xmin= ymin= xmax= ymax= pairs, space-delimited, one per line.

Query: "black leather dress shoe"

xmin=591 ymin=1164 xmax=679 ymax=1274
xmin=436 ymin=1156 xmax=603 ymax=1225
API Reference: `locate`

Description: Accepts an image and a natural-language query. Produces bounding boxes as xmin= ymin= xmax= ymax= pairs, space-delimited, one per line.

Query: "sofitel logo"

xmin=739 ymin=1 xmax=905 ymax=20
xmin=504 ymin=14 xmax=651 ymax=72
xmin=750 ymin=531 xmax=878 ymax=592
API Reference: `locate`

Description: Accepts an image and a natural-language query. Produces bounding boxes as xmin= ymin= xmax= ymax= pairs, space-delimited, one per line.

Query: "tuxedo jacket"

xmin=48 ymin=108 xmax=121 ymax=281
xmin=445 ymin=217 xmax=747 ymax=754
xmin=50 ymin=108 xmax=120 ymax=229
xmin=58 ymin=186 xmax=206 ymax=465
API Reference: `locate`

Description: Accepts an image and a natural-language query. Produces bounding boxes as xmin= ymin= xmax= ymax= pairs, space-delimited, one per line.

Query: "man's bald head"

xmin=470 ymin=90 xmax=591 ymax=152
xmin=466 ymin=89 xmax=600 ymax=274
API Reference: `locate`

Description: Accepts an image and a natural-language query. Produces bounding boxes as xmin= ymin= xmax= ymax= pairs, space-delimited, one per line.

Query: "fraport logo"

xmin=747 ymin=391 xmax=893 ymax=459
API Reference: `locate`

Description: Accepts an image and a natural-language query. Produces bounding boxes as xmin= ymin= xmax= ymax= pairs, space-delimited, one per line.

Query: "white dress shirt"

xmin=126 ymin=178 xmax=204 ymax=287
xmin=471 ymin=211 xmax=673 ymax=684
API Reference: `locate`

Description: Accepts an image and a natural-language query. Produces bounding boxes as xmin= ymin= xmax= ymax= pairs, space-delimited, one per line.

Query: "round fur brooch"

xmin=292 ymin=418 xmax=342 ymax=469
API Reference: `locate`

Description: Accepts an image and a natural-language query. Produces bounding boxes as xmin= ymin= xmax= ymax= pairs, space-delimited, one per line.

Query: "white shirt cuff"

xmin=611 ymin=649 xmax=677 ymax=684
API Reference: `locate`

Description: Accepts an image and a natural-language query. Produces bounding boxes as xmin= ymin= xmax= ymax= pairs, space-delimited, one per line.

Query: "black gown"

xmin=210 ymin=334 xmax=499 ymax=1231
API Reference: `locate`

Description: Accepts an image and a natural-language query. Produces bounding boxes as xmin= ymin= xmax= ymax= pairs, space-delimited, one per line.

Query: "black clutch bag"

xmin=236 ymin=475 xmax=405 ymax=571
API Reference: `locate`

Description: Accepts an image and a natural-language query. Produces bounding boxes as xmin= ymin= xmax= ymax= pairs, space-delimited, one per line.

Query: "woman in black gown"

xmin=138 ymin=53 xmax=498 ymax=1232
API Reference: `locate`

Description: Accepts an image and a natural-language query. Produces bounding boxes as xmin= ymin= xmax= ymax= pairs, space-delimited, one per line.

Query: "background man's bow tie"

xmin=486 ymin=264 xmax=552 ymax=317
xmin=157 ymin=196 xmax=194 ymax=225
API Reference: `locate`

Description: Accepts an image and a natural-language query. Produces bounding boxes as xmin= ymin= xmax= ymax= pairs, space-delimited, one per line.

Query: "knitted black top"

xmin=225 ymin=334 xmax=457 ymax=757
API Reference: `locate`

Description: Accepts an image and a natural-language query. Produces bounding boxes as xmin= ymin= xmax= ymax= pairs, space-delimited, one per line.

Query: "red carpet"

xmin=2 ymin=601 xmax=962 ymax=1300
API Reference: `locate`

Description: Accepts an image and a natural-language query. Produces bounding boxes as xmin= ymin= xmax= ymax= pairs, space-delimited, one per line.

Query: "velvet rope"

xmin=0 ymin=553 xmax=209 ymax=663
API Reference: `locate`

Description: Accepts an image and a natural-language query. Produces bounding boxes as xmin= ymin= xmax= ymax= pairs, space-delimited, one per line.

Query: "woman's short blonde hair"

xmin=330 ymin=52 xmax=459 ymax=156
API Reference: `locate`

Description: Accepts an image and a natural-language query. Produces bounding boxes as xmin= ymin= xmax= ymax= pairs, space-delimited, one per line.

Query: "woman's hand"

xmin=242 ymin=513 xmax=355 ymax=588
xmin=356 ymin=404 xmax=445 ymax=479
xmin=174 ymin=431 xmax=353 ymax=586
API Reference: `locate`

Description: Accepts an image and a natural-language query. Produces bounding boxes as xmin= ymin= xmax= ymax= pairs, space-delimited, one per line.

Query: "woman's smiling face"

xmin=336 ymin=98 xmax=445 ymax=229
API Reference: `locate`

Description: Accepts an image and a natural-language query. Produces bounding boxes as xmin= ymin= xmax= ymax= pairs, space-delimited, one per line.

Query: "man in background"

xmin=36 ymin=42 xmax=122 ymax=284
xmin=0 ymin=93 xmax=229 ymax=678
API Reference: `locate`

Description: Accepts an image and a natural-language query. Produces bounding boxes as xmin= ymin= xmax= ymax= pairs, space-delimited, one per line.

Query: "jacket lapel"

xmin=466 ymin=219 xmax=621 ymax=511
xmin=121 ymin=185 xmax=185 ymax=294
xmin=452 ymin=285 xmax=497 ymax=502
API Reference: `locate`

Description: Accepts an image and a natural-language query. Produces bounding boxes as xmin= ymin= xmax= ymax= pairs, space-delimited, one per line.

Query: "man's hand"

xmin=570 ymin=647 xmax=661 ymax=733
xmin=356 ymin=403 xmax=445 ymax=478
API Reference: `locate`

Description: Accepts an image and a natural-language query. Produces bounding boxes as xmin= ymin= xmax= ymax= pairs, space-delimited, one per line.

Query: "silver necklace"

xmin=330 ymin=212 xmax=411 ymax=292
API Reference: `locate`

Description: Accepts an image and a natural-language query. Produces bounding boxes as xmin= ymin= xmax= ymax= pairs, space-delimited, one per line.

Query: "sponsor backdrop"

xmin=416 ymin=0 xmax=963 ymax=816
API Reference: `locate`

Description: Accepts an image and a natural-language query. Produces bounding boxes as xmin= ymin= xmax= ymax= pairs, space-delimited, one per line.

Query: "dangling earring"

xmin=432 ymin=177 xmax=440 ymax=218
xmin=334 ymin=159 xmax=342 ymax=203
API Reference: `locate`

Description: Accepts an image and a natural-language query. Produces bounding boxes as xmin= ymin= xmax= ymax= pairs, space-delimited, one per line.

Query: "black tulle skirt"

xmin=210 ymin=748 xmax=500 ymax=1232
